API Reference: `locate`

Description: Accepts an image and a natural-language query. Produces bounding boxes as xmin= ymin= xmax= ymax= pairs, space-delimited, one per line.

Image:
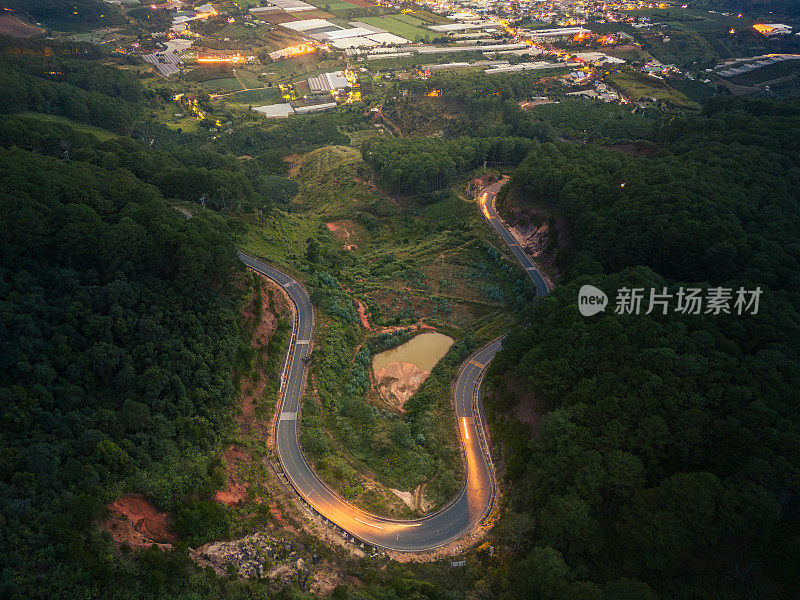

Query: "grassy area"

xmin=240 ymin=209 xmax=321 ymax=266
xmin=360 ymin=15 xmax=435 ymax=42
xmin=228 ymin=87 xmax=281 ymax=103
xmin=201 ymin=77 xmax=247 ymax=92
xmin=15 ymin=111 xmax=120 ymax=141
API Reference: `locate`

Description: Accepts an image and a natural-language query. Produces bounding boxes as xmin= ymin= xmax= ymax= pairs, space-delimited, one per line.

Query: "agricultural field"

xmin=403 ymin=9 xmax=450 ymax=25
xmin=193 ymin=18 xmax=305 ymax=52
xmin=360 ymin=14 xmax=435 ymax=42
xmin=615 ymin=6 xmax=799 ymax=68
xmin=229 ymin=0 xmax=266 ymax=7
xmin=623 ymin=7 xmax=753 ymax=32
xmin=305 ymin=0 xmax=384 ymax=18
xmin=607 ymin=70 xmax=701 ymax=109
xmin=727 ymin=58 xmax=800 ymax=86
xmin=228 ymin=87 xmax=281 ymax=103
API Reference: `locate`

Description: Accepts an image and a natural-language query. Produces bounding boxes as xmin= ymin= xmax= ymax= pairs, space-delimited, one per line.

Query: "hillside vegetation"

xmin=483 ymin=97 xmax=800 ymax=599
xmin=0 ymin=139 xmax=247 ymax=596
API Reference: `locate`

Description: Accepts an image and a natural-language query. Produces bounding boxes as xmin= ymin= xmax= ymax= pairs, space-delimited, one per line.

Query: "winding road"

xmin=237 ymin=180 xmax=548 ymax=551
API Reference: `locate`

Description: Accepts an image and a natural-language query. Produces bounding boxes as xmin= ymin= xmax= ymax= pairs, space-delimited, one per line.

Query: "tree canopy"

xmin=484 ymin=97 xmax=800 ymax=599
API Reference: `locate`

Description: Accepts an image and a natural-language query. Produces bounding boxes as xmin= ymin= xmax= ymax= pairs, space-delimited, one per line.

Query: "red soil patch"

xmin=326 ymin=219 xmax=359 ymax=251
xmin=214 ymin=446 xmax=251 ymax=506
xmin=213 ymin=273 xmax=289 ymax=509
xmin=377 ymin=321 xmax=437 ymax=334
xmin=239 ymin=272 xmax=286 ymax=436
xmin=374 ymin=361 xmax=430 ymax=411
xmin=356 ymin=299 xmax=371 ymax=329
xmin=269 ymin=501 xmax=291 ymax=528
xmin=103 ymin=494 xmax=177 ymax=549
xmin=342 ymin=0 xmax=375 ymax=7
xmin=470 ymin=171 xmax=500 ymax=192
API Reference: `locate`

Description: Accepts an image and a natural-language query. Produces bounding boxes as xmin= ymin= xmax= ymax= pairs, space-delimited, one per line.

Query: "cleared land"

xmin=0 ymin=15 xmax=45 ymax=37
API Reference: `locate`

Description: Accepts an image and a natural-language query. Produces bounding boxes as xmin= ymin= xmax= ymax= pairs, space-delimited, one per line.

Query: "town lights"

xmin=197 ymin=54 xmax=245 ymax=63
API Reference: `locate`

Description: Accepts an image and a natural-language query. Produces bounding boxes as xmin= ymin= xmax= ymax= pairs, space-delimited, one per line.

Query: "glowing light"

xmin=197 ymin=54 xmax=244 ymax=63
xmin=354 ymin=517 xmax=383 ymax=529
xmin=480 ymin=193 xmax=491 ymax=219
xmin=195 ymin=6 xmax=218 ymax=19
xmin=427 ymin=89 xmax=442 ymax=97
xmin=753 ymin=24 xmax=775 ymax=34
xmin=462 ymin=417 xmax=470 ymax=440
xmin=271 ymin=43 xmax=316 ymax=60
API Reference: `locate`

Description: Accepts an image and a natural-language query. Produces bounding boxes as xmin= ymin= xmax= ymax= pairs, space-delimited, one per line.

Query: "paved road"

xmin=235 ymin=181 xmax=547 ymax=551
xmin=479 ymin=180 xmax=550 ymax=297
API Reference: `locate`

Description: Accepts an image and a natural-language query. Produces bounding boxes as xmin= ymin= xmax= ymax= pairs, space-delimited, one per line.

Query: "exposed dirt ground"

xmin=373 ymin=361 xmax=431 ymax=410
xmin=326 ymin=220 xmax=361 ymax=251
xmin=390 ymin=483 xmax=432 ymax=513
xmin=240 ymin=271 xmax=291 ymax=444
xmin=355 ymin=299 xmax=371 ymax=328
xmin=215 ymin=446 xmax=252 ymax=506
xmin=103 ymin=494 xmax=177 ymax=550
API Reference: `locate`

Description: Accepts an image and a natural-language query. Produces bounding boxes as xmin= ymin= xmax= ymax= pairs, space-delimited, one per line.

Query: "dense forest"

xmin=0 ymin=136 xmax=249 ymax=596
xmin=484 ymin=97 xmax=800 ymax=599
xmin=362 ymin=136 xmax=536 ymax=195
xmin=4 ymin=0 xmax=125 ymax=28
xmin=0 ymin=115 xmax=298 ymax=211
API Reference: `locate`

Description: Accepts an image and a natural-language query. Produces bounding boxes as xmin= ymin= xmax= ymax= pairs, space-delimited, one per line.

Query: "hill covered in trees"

xmin=0 ymin=121 xmax=250 ymax=596
xmin=484 ymin=98 xmax=800 ymax=599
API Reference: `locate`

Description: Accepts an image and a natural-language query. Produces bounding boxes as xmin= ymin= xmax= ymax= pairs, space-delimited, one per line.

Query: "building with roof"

xmin=308 ymin=71 xmax=349 ymax=93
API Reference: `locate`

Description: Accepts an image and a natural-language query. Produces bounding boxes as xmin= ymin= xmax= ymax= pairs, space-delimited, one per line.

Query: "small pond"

xmin=371 ymin=332 xmax=454 ymax=374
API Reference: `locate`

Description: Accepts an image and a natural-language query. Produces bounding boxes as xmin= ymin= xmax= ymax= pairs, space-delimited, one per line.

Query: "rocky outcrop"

xmin=192 ymin=532 xmax=319 ymax=590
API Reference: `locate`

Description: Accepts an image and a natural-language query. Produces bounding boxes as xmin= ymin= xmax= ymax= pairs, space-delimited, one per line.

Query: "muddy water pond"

xmin=372 ymin=332 xmax=454 ymax=374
